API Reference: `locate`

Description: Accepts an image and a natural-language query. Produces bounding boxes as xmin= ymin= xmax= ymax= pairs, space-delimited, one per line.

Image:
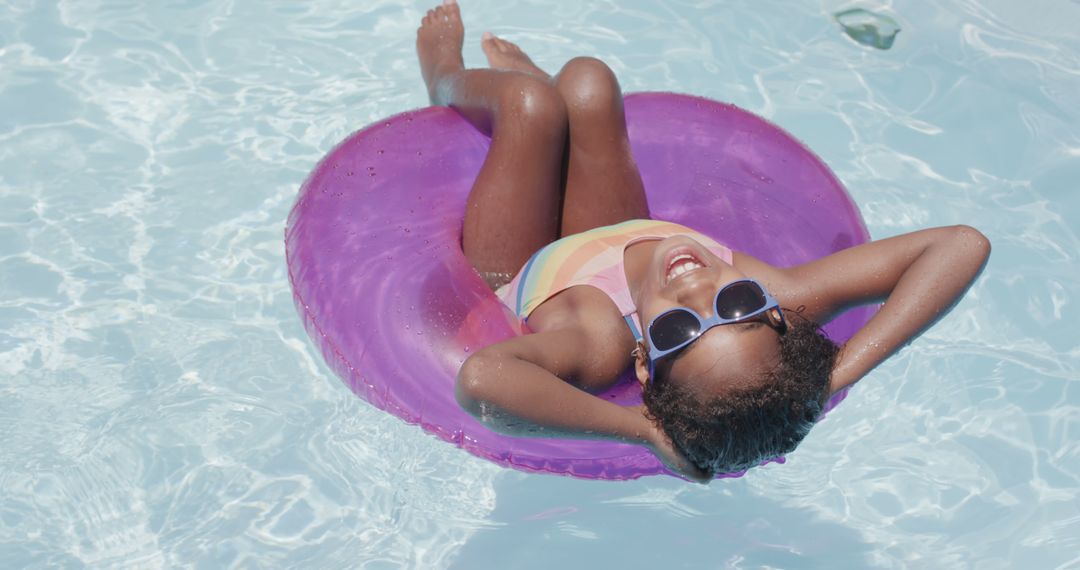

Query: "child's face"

xmin=637 ymin=236 xmax=782 ymax=396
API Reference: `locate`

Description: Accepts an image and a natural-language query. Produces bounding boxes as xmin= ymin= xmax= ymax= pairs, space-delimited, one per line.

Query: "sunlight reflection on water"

xmin=0 ymin=0 xmax=1077 ymax=567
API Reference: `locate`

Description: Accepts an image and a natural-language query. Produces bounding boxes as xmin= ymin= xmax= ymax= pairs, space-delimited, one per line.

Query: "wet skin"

xmin=418 ymin=0 xmax=991 ymax=481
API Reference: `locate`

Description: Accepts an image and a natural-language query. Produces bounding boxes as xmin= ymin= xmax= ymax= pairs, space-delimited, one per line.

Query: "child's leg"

xmin=418 ymin=2 xmax=566 ymax=286
xmin=480 ymin=36 xmax=650 ymax=237
xmin=553 ymin=57 xmax=649 ymax=236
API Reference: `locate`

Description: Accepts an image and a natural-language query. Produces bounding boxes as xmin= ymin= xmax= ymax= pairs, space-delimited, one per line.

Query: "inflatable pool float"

xmin=285 ymin=92 xmax=874 ymax=480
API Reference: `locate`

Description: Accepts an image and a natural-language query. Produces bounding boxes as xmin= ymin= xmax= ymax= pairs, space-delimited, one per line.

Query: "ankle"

xmin=427 ymin=70 xmax=460 ymax=106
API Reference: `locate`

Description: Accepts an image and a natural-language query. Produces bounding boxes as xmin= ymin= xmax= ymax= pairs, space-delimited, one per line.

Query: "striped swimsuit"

xmin=494 ymin=219 xmax=734 ymax=339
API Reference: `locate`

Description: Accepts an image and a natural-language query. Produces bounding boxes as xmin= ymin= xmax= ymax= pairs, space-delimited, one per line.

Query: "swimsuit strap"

xmin=623 ymin=314 xmax=644 ymax=343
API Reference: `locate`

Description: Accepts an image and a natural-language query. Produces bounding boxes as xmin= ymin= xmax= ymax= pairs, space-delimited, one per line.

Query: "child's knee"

xmin=555 ymin=57 xmax=621 ymax=115
xmin=496 ymin=75 xmax=567 ymax=132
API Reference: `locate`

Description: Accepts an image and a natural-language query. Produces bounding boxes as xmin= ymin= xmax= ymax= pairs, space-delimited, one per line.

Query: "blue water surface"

xmin=1 ymin=0 xmax=1078 ymax=567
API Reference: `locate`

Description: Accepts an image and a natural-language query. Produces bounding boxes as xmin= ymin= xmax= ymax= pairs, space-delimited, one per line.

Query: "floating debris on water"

xmin=834 ymin=8 xmax=900 ymax=50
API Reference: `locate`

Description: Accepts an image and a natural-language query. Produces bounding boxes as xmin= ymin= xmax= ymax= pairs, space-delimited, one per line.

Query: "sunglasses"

xmin=646 ymin=279 xmax=786 ymax=376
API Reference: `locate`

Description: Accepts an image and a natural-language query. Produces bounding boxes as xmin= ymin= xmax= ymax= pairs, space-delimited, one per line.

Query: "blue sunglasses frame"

xmin=646 ymin=278 xmax=786 ymax=377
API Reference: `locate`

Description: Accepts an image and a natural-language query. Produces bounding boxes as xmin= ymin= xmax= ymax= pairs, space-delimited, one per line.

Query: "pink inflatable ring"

xmin=286 ymin=93 xmax=874 ymax=480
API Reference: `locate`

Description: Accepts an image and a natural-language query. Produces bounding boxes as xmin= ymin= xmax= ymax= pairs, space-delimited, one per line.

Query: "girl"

xmin=417 ymin=1 xmax=990 ymax=481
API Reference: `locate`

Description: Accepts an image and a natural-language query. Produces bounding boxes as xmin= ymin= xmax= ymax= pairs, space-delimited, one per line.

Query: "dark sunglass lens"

xmin=716 ymin=282 xmax=767 ymax=319
xmin=650 ymin=310 xmax=700 ymax=351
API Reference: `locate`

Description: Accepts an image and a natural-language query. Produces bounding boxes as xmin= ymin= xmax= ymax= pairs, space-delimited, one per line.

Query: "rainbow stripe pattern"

xmin=495 ymin=219 xmax=734 ymax=331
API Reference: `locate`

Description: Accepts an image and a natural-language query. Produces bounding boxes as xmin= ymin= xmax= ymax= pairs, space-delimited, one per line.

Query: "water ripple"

xmin=1 ymin=0 xmax=1078 ymax=567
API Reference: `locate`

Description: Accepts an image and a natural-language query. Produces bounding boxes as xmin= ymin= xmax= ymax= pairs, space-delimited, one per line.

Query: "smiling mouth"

xmin=665 ymin=252 xmax=705 ymax=284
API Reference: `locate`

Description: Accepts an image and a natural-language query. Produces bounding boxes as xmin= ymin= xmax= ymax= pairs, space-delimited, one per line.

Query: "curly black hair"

xmin=642 ymin=311 xmax=839 ymax=477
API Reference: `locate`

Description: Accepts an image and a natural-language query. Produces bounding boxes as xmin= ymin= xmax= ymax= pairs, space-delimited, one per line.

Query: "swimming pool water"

xmin=1 ymin=0 xmax=1078 ymax=567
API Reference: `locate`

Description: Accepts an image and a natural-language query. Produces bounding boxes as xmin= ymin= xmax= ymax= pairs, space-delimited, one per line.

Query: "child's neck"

xmin=623 ymin=239 xmax=659 ymax=312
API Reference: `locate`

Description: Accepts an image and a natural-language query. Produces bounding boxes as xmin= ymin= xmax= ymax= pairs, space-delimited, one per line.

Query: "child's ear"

xmin=632 ymin=342 xmax=650 ymax=387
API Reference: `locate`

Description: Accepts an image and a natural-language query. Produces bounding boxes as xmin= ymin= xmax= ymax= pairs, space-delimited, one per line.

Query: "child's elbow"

xmin=456 ymin=351 xmax=497 ymax=416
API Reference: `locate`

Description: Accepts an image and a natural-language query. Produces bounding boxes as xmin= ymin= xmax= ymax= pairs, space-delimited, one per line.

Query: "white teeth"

xmin=666 ymin=256 xmax=703 ymax=281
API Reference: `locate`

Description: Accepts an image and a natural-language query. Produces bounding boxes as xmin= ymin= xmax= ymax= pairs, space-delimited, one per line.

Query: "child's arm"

xmin=456 ymin=329 xmax=709 ymax=481
xmin=756 ymin=225 xmax=990 ymax=394
xmin=456 ymin=329 xmax=645 ymax=439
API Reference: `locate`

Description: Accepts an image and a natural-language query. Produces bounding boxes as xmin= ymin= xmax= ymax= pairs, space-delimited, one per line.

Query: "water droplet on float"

xmin=464 ymin=346 xmax=470 ymax=352
xmin=377 ymin=149 xmax=385 ymax=155
xmin=416 ymin=151 xmax=423 ymax=157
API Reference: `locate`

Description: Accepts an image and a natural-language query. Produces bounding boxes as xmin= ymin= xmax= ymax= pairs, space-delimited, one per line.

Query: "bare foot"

xmin=416 ymin=0 xmax=465 ymax=104
xmin=481 ymin=32 xmax=550 ymax=80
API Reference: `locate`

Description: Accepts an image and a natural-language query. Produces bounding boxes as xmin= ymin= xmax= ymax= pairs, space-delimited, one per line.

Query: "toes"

xmin=431 ymin=3 xmax=457 ymax=22
xmin=494 ymin=36 xmax=518 ymax=53
xmin=481 ymin=32 xmax=501 ymax=51
xmin=485 ymin=34 xmax=506 ymax=52
xmin=499 ymin=36 xmax=520 ymax=52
